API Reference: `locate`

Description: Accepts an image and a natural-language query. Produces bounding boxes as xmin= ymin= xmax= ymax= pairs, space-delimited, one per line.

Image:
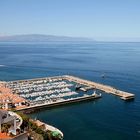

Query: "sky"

xmin=0 ymin=0 xmax=140 ymax=41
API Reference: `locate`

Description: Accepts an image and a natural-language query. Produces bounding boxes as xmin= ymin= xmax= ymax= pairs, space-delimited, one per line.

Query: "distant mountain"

xmin=0 ymin=34 xmax=94 ymax=42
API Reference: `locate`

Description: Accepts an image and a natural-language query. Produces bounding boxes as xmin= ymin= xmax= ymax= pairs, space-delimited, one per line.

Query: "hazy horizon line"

xmin=0 ymin=33 xmax=140 ymax=42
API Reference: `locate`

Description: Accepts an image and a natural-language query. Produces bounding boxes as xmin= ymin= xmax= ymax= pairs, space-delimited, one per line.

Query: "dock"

xmin=64 ymin=75 xmax=135 ymax=100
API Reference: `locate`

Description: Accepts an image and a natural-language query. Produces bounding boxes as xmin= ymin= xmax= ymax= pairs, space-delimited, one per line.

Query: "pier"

xmin=64 ymin=75 xmax=135 ymax=100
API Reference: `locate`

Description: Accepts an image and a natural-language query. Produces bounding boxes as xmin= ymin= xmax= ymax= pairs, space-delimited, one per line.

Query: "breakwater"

xmin=64 ymin=75 xmax=135 ymax=100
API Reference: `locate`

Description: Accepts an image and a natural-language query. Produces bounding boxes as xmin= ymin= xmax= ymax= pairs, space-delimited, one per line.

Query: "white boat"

xmin=92 ymin=90 xmax=102 ymax=97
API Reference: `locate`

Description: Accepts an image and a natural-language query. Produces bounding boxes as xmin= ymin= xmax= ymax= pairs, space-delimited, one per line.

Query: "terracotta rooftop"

xmin=0 ymin=84 xmax=26 ymax=104
xmin=0 ymin=132 xmax=11 ymax=139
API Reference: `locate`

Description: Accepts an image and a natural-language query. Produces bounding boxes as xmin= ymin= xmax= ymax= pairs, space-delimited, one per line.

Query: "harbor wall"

xmin=64 ymin=75 xmax=135 ymax=98
xmin=16 ymin=95 xmax=101 ymax=112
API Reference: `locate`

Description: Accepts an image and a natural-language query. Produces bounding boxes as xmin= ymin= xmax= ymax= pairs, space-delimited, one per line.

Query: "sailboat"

xmin=92 ymin=90 xmax=97 ymax=96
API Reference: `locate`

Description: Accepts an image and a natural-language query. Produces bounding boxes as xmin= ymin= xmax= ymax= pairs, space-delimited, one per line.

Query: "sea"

xmin=0 ymin=42 xmax=140 ymax=140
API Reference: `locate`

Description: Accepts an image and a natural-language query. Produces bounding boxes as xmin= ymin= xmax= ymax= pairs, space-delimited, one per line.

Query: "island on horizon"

xmin=0 ymin=34 xmax=95 ymax=42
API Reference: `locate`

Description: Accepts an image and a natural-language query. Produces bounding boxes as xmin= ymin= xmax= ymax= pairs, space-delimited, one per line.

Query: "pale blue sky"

xmin=0 ymin=0 xmax=140 ymax=41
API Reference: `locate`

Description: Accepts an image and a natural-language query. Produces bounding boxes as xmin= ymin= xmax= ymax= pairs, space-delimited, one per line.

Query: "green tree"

xmin=2 ymin=123 xmax=11 ymax=135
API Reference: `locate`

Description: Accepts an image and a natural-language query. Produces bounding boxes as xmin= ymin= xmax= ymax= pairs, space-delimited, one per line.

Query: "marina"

xmin=0 ymin=75 xmax=135 ymax=111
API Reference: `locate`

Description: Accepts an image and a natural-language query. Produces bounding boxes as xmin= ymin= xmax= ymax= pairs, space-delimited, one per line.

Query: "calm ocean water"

xmin=0 ymin=42 xmax=140 ymax=140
